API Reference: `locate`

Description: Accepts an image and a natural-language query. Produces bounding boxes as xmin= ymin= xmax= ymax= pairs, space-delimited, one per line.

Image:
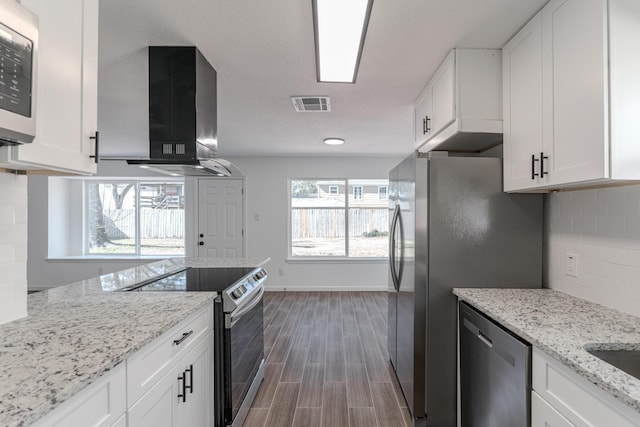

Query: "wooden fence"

xmin=104 ymin=209 xmax=185 ymax=239
xmin=291 ymin=208 xmax=388 ymax=238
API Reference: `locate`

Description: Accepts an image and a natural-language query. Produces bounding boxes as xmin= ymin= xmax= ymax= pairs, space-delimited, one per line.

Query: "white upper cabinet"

xmin=503 ymin=0 xmax=640 ymax=192
xmin=414 ymin=48 xmax=503 ymax=153
xmin=503 ymin=14 xmax=544 ymax=191
xmin=0 ymin=0 xmax=98 ymax=175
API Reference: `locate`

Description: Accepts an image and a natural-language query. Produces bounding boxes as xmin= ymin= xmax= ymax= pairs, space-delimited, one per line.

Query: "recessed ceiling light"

xmin=312 ymin=0 xmax=374 ymax=83
xmin=324 ymin=137 xmax=345 ymax=146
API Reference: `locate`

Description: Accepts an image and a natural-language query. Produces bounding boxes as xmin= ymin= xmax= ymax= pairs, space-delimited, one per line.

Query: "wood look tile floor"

xmin=245 ymin=292 xmax=412 ymax=427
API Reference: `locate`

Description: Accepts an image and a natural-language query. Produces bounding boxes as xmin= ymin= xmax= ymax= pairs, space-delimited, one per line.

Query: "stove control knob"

xmin=240 ymin=285 xmax=248 ymax=293
xmin=232 ymin=289 xmax=244 ymax=299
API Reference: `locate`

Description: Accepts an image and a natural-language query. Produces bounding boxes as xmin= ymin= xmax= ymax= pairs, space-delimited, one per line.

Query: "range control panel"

xmin=223 ymin=267 xmax=267 ymax=312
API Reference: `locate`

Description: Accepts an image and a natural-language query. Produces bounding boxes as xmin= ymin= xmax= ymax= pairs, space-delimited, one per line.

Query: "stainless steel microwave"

xmin=0 ymin=0 xmax=38 ymax=146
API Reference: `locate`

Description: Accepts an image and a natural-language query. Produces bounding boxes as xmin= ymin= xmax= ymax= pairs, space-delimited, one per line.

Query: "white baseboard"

xmin=264 ymin=284 xmax=387 ymax=292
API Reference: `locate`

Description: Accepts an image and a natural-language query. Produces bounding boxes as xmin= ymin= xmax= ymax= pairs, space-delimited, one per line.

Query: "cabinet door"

xmin=32 ymin=364 xmax=126 ymax=427
xmin=532 ymin=391 xmax=575 ymax=427
xmin=128 ymin=367 xmax=179 ymax=427
xmin=12 ymin=0 xmax=98 ymax=174
xmin=542 ymin=0 xmax=607 ymax=185
xmin=430 ymin=51 xmax=455 ymax=135
xmin=175 ymin=335 xmax=212 ymax=427
xmin=129 ymin=333 xmax=212 ymax=427
xmin=414 ymin=89 xmax=433 ymax=146
xmin=502 ymin=12 xmax=545 ymax=191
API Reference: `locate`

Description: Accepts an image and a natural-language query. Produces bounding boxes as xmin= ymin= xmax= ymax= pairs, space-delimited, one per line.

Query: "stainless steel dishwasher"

xmin=459 ymin=301 xmax=531 ymax=427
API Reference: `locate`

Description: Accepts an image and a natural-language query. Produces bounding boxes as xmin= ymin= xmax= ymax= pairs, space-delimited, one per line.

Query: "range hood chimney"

xmin=127 ymin=46 xmax=238 ymax=177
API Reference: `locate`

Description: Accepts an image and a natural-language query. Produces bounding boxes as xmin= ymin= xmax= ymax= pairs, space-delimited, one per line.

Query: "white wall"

xmin=27 ymin=156 xmax=402 ymax=291
xmin=229 ymin=156 xmax=403 ymax=291
xmin=546 ymin=184 xmax=640 ymax=316
xmin=0 ymin=172 xmax=27 ymax=325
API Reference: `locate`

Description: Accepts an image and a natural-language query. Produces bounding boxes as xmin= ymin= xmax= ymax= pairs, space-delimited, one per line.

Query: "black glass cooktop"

xmin=130 ymin=267 xmax=256 ymax=292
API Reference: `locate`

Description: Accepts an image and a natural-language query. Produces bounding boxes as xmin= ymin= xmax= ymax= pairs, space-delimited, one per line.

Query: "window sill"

xmin=286 ymin=257 xmax=388 ymax=264
xmin=46 ymin=255 xmax=184 ymax=262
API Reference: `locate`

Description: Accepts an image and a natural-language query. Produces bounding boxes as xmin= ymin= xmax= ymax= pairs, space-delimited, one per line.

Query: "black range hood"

xmin=127 ymin=46 xmax=234 ymax=177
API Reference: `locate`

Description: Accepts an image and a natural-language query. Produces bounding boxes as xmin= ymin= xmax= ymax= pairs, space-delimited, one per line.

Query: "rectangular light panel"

xmin=313 ymin=0 xmax=373 ymax=83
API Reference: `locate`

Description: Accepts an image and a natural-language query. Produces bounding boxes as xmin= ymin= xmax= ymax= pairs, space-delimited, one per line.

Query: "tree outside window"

xmin=87 ymin=181 xmax=185 ymax=255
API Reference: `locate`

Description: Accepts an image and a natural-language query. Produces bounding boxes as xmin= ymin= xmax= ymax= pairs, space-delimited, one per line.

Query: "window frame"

xmin=288 ymin=178 xmax=388 ymax=261
xmin=328 ymin=185 xmax=339 ymax=195
xmin=352 ymin=185 xmax=363 ymax=200
xmin=83 ymin=178 xmax=185 ymax=257
xmin=378 ymin=185 xmax=388 ymax=200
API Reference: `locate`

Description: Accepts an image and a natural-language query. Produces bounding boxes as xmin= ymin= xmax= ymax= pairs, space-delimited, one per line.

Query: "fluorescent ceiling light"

xmin=313 ymin=0 xmax=373 ymax=83
xmin=324 ymin=137 xmax=345 ymax=145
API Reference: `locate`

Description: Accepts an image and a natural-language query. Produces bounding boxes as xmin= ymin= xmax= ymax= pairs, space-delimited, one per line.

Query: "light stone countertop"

xmin=0 ymin=257 xmax=269 ymax=427
xmin=453 ymin=288 xmax=640 ymax=415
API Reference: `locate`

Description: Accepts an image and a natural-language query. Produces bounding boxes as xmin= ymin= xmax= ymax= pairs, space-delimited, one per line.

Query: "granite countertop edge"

xmin=453 ymin=288 xmax=640 ymax=415
xmin=0 ymin=256 xmax=270 ymax=427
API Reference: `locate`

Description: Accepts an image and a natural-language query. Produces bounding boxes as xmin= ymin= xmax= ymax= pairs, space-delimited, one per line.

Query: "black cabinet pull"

xmin=531 ymin=154 xmax=539 ymax=180
xmin=177 ymin=372 xmax=186 ymax=402
xmin=89 ymin=131 xmax=99 ymax=164
xmin=185 ymin=364 xmax=193 ymax=394
xmin=423 ymin=116 xmax=431 ymax=135
xmin=540 ymin=152 xmax=549 ymax=176
xmin=173 ymin=330 xmax=193 ymax=346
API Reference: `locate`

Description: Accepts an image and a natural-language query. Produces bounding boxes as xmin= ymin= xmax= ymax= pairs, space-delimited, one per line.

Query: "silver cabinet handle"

xmin=478 ymin=330 xmax=493 ymax=348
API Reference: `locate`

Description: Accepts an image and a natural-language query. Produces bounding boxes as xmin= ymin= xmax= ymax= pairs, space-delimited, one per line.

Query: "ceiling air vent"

xmin=291 ymin=96 xmax=331 ymax=112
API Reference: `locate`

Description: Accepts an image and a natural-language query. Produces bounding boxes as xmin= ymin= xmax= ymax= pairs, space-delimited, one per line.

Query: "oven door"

xmin=224 ymin=286 xmax=265 ymax=427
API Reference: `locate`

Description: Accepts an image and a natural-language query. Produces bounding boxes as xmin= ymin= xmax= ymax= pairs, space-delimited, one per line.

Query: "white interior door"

xmin=197 ymin=179 xmax=244 ymax=258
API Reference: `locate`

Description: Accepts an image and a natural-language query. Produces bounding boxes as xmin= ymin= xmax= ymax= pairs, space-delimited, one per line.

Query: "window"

xmin=86 ymin=180 xmax=185 ymax=256
xmin=378 ymin=185 xmax=388 ymax=200
xmin=290 ymin=179 xmax=389 ymax=258
xmin=353 ymin=185 xmax=363 ymax=200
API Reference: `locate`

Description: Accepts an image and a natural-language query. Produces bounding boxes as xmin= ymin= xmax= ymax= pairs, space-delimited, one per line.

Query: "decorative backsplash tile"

xmin=0 ymin=172 xmax=27 ymax=325
xmin=546 ymin=183 xmax=640 ymax=316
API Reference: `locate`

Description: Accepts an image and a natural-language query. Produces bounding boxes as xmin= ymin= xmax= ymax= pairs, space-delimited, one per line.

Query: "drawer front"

xmin=532 ymin=347 xmax=640 ymax=426
xmin=33 ymin=363 xmax=126 ymax=427
xmin=532 ymin=391 xmax=574 ymax=427
xmin=127 ymin=303 xmax=213 ymax=407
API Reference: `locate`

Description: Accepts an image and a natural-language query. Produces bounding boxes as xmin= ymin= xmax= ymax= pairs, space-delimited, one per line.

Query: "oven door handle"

xmin=227 ymin=285 xmax=265 ymax=329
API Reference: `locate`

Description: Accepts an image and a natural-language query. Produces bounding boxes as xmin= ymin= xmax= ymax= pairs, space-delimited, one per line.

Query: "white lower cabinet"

xmin=126 ymin=304 xmax=212 ymax=407
xmin=532 ymin=347 xmax=640 ymax=426
xmin=32 ymin=363 xmax=127 ymax=427
xmin=32 ymin=302 xmax=214 ymax=427
xmin=128 ymin=334 xmax=212 ymax=427
xmin=112 ymin=413 xmax=128 ymax=427
xmin=532 ymin=390 xmax=573 ymax=427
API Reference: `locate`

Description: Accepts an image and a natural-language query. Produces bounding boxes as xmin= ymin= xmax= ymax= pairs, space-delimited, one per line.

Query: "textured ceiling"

xmin=98 ymin=0 xmax=548 ymax=158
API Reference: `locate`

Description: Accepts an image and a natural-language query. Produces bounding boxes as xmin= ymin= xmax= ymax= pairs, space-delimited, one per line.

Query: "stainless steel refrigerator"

xmin=388 ymin=153 xmax=542 ymax=426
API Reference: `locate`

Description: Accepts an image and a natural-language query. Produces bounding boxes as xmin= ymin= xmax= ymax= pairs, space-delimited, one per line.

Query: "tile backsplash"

xmin=0 ymin=172 xmax=27 ymax=325
xmin=546 ymin=184 xmax=640 ymax=317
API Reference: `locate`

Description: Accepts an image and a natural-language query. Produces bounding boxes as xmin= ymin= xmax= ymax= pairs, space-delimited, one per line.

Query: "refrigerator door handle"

xmin=389 ymin=204 xmax=400 ymax=291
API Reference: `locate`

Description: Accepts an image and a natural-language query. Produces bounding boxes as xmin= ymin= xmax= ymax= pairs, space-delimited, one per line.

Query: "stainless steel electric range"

xmin=123 ymin=266 xmax=267 ymax=427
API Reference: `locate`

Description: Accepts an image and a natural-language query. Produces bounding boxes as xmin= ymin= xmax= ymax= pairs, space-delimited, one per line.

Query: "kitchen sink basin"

xmin=586 ymin=347 xmax=640 ymax=380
